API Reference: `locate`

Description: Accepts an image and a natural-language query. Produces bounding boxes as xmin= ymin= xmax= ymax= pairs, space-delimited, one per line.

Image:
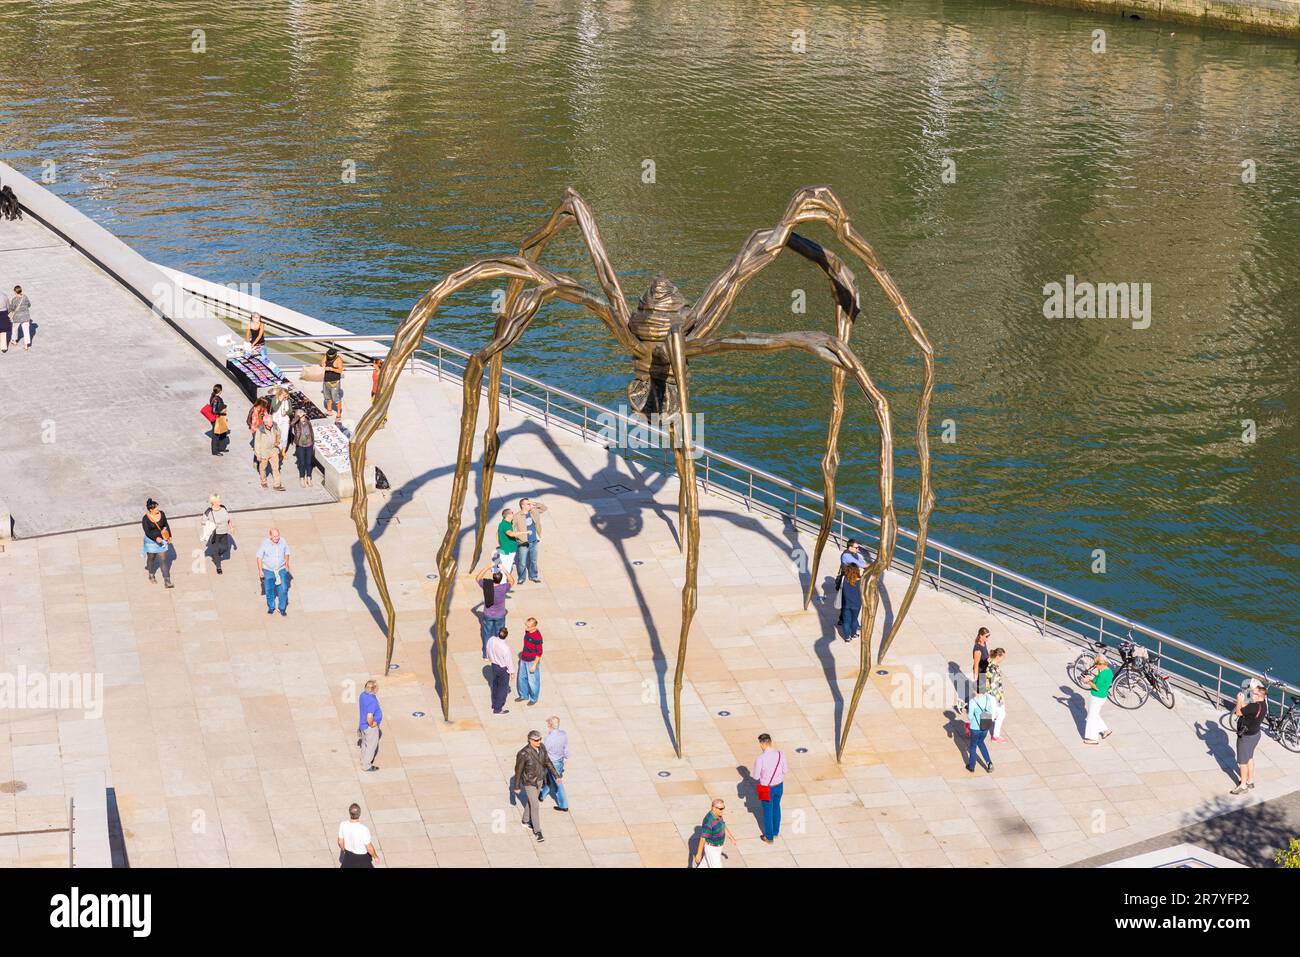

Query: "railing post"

xmin=437 ymin=348 xmax=444 ymax=381
xmin=544 ymin=391 xmax=550 ymax=425
xmin=704 ymin=456 xmax=710 ymax=492
xmin=989 ymin=570 xmax=995 ymax=600
xmin=1042 ymin=593 xmax=1048 ymax=622
xmin=747 ymin=473 xmax=753 ymax=511
xmin=581 ymin=406 xmax=587 ymax=441
xmin=507 ymin=375 xmax=514 ymax=410
xmin=935 ymin=552 xmax=943 ymax=588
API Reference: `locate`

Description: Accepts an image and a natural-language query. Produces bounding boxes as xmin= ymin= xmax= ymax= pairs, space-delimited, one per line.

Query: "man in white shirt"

xmin=337 ymin=803 xmax=378 ymax=868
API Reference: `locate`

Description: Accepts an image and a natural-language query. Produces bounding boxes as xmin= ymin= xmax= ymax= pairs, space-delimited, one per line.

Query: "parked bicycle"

xmin=1068 ymin=638 xmax=1174 ymax=710
xmin=1228 ymin=670 xmax=1300 ymax=753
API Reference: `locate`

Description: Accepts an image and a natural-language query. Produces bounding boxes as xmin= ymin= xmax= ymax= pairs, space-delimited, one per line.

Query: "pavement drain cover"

xmin=426 ymin=573 xmax=438 ymax=580
xmin=604 ymin=484 xmax=632 ymax=494
xmin=875 ymin=669 xmax=889 ymax=676
xmin=575 ymin=621 xmax=587 ymax=627
xmin=718 ymin=710 xmax=731 ymax=717
xmin=657 ymin=771 xmax=671 ymax=777
xmin=389 ymin=664 xmax=400 ymax=670
xmin=632 ymin=560 xmax=644 ymax=566
xmin=412 ymin=711 xmax=426 ymax=718
xmin=796 ymin=748 xmax=808 ymax=754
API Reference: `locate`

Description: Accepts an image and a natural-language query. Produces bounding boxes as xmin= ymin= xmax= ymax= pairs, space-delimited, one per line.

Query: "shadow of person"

xmin=944 ymin=709 xmax=971 ymax=762
xmin=947 ymin=661 xmax=969 ymax=708
xmin=687 ymin=826 xmax=703 ymax=868
xmin=734 ymin=765 xmax=762 ymax=830
xmin=1052 ymin=684 xmax=1088 ymax=736
xmin=811 ymin=574 xmax=845 ymax=740
xmin=1194 ymin=719 xmax=1239 ymax=778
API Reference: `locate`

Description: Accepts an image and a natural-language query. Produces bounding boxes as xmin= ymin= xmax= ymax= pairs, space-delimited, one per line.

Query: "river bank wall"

xmin=1013 ymin=0 xmax=1300 ymax=38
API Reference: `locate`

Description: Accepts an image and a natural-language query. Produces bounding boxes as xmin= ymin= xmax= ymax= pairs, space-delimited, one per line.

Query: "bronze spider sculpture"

xmin=349 ymin=186 xmax=935 ymax=761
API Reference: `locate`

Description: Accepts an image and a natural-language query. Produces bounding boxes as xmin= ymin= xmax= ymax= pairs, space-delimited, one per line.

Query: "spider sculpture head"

xmin=627 ymin=273 xmax=689 ymax=418
xmin=350 ymin=185 xmax=938 ymax=762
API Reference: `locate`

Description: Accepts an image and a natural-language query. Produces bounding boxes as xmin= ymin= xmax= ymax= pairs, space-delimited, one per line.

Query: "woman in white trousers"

xmin=1083 ymin=655 xmax=1114 ymax=743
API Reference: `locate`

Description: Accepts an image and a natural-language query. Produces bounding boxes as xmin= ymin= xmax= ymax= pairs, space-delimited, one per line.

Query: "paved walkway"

xmin=3 ymin=352 xmax=1297 ymax=866
xmin=0 ymin=214 xmax=329 ymax=539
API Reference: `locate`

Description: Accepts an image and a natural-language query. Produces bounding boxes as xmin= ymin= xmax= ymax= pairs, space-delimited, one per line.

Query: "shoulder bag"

xmin=756 ymin=751 xmax=782 ymax=801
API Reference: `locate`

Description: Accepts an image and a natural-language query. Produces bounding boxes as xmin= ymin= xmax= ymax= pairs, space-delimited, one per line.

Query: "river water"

xmin=1 ymin=0 xmax=1296 ymax=671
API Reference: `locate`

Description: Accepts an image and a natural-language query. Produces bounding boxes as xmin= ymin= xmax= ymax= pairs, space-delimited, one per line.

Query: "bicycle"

xmin=1068 ymin=638 xmax=1174 ymax=710
xmin=1228 ymin=670 xmax=1300 ymax=753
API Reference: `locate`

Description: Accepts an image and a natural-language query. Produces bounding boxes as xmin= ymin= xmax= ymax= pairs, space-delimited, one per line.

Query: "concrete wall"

xmin=1012 ymin=0 xmax=1300 ymax=37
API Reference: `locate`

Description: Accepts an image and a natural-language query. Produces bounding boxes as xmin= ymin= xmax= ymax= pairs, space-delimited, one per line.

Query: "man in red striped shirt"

xmin=515 ymin=617 xmax=543 ymax=706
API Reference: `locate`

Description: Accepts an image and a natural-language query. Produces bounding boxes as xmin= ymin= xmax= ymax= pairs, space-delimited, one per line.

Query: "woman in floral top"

xmin=987 ymin=648 xmax=1008 ymax=742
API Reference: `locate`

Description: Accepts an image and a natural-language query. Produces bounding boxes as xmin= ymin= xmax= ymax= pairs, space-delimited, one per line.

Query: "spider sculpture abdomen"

xmin=627 ymin=274 xmax=688 ymax=418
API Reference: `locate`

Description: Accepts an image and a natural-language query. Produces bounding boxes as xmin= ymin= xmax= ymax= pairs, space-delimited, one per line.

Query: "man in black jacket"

xmin=515 ymin=730 xmax=561 ymax=843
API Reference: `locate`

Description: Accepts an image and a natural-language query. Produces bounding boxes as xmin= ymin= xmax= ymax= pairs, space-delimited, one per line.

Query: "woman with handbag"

xmin=206 ymin=384 xmax=230 ymax=455
xmin=203 ymin=493 xmax=234 ymax=575
xmin=141 ymin=498 xmax=175 ymax=588
xmin=289 ymin=408 xmax=316 ymax=487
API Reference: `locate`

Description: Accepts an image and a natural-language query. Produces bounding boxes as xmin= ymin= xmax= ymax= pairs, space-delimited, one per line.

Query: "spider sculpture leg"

xmin=686 ymin=331 xmax=895 ymax=761
xmin=665 ymin=327 xmax=699 ymax=758
xmin=349 ymin=256 xmax=612 ymax=690
xmin=686 ymin=186 xmax=935 ymax=665
xmin=469 ymin=189 xmax=642 ymax=566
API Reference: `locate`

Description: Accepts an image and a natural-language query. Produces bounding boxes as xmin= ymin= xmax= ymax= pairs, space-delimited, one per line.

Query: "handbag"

xmin=200 ymin=403 xmax=217 ymax=423
xmin=199 ymin=516 xmax=217 ymax=545
xmin=214 ymin=414 xmax=230 ymax=436
xmin=756 ymin=751 xmax=781 ymax=801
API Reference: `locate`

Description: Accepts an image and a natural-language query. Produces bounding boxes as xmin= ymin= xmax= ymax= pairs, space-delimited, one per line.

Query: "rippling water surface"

xmin=1 ymin=0 xmax=1296 ymax=670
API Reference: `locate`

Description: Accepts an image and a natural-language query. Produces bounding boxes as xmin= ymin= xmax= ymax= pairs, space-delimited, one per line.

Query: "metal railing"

xmin=187 ymin=286 xmax=1298 ymax=714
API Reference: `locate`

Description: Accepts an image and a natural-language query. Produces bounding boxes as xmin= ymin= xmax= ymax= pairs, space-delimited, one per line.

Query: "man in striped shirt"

xmin=753 ymin=733 xmax=789 ymax=843
xmin=515 ymin=617 xmax=543 ymax=706
xmin=694 ymin=799 xmax=737 ymax=868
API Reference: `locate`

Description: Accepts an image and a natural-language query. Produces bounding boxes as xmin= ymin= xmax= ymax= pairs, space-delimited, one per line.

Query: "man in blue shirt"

xmin=256 ymin=528 xmax=292 ymax=616
xmin=358 ymin=680 xmax=383 ymax=772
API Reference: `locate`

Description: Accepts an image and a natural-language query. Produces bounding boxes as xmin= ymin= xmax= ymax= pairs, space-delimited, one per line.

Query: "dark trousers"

xmin=210 ymin=533 xmax=231 ymax=569
xmin=340 ymin=850 xmax=373 ymax=868
xmin=490 ymin=664 xmax=510 ymax=713
xmin=295 ymin=444 xmax=314 ymax=478
xmin=211 ymin=429 xmax=229 ymax=454
xmin=145 ymin=549 xmax=173 ymax=583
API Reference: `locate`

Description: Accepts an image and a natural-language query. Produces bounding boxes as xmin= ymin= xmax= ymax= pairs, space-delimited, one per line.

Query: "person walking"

xmin=693 ymin=799 xmax=738 ymax=868
xmin=538 ymin=715 xmax=569 ymax=812
xmin=254 ymin=416 xmax=285 ymax=491
xmin=0 ymin=285 xmax=10 ymax=353
xmin=246 ymin=311 xmax=268 ymax=363
xmin=256 ymin=527 xmax=292 ymax=616
xmin=270 ymin=385 xmax=292 ymax=466
xmin=987 ymin=648 xmax=1009 ymax=742
xmin=966 ymin=690 xmax=996 ymax=772
xmin=753 ymin=733 xmax=788 ymax=844
xmin=1231 ymin=678 xmax=1267 ymax=795
xmin=514 ymin=617 xmax=543 ymax=706
xmin=338 ymin=804 xmax=379 ymax=868
xmin=1082 ymin=654 xmax=1114 ymax=745
xmin=289 ymin=408 xmax=315 ymax=486
xmin=358 ymin=679 xmax=383 ymax=772
xmin=514 ymin=730 xmax=561 ymax=843
xmin=203 ymin=493 xmax=234 ymax=575
xmin=10 ymin=285 xmax=31 ymax=350
xmin=837 ymin=563 xmax=863 ymax=642
xmin=247 ymin=396 xmax=270 ymax=473
xmin=971 ymin=627 xmax=991 ymax=694
xmin=475 ymin=563 xmax=515 ymax=655
xmin=208 ymin=384 xmax=230 ymax=455
xmin=321 ymin=347 xmax=344 ymax=422
xmin=141 ymin=498 xmax=175 ymax=588
xmin=486 ymin=627 xmax=515 ymax=715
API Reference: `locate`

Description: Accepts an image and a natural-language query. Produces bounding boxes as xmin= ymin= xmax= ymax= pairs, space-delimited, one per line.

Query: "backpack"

xmin=374 ymin=466 xmax=390 ymax=490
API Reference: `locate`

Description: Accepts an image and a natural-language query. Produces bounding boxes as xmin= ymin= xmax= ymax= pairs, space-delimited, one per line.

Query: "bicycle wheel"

xmin=1150 ymin=672 xmax=1175 ymax=709
xmin=1068 ymin=651 xmax=1096 ymax=690
xmin=1110 ymin=667 xmax=1150 ymax=709
xmin=1227 ymin=712 xmax=1238 ymax=733
xmin=1279 ymin=714 xmax=1300 ymax=753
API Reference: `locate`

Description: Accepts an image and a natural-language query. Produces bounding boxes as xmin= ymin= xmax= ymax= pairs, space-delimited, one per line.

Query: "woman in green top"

xmin=1083 ymin=654 xmax=1114 ymax=744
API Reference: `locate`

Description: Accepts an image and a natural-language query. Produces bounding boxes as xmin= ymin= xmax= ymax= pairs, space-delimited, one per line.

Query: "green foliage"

xmin=1274 ymin=838 xmax=1300 ymax=868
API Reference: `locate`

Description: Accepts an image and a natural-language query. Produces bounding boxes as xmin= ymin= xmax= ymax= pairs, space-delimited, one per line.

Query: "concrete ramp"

xmin=0 ymin=213 xmax=331 ymax=538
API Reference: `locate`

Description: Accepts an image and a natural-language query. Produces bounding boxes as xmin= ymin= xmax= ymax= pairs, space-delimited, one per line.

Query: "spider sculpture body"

xmin=349 ymin=186 xmax=935 ymax=760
